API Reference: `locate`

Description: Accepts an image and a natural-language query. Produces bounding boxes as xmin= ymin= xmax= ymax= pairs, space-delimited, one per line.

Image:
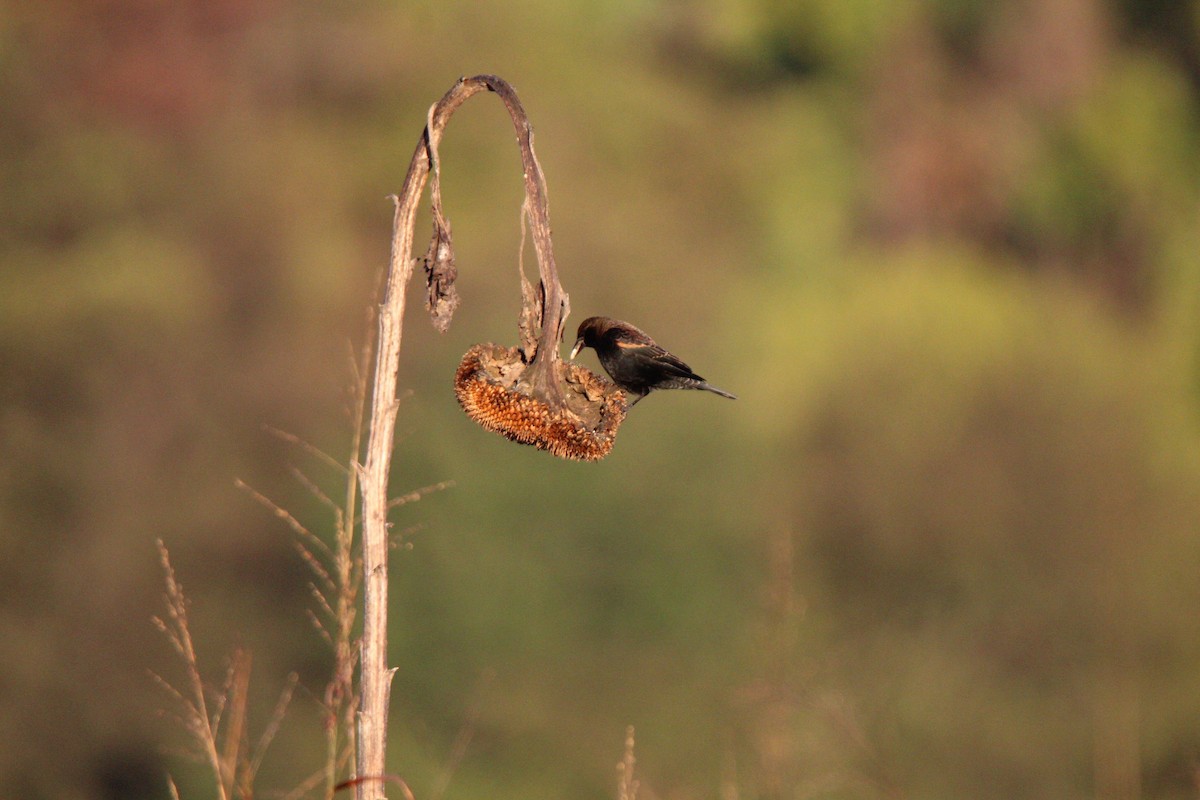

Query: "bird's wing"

xmin=615 ymin=338 xmax=704 ymax=381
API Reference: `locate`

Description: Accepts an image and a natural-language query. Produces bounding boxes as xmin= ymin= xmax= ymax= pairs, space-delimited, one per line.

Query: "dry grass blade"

xmin=148 ymin=670 xmax=194 ymax=718
xmin=262 ymin=424 xmax=348 ymax=476
xmin=307 ymin=608 xmax=334 ymax=647
xmin=387 ymin=480 xmax=455 ymax=509
xmin=154 ymin=543 xmax=303 ymax=800
xmin=295 ymin=541 xmax=336 ymax=596
xmin=151 ymin=615 xmax=187 ymax=660
xmin=307 ymin=581 xmax=336 ymax=627
xmin=618 ymin=726 xmax=639 ymax=800
xmin=235 ymin=478 xmax=334 ymax=564
xmin=291 ymin=465 xmax=341 ymax=517
xmin=247 ymin=671 xmax=299 ymax=781
xmin=153 ymin=539 xmax=231 ymax=800
xmin=221 ymin=650 xmax=252 ymax=799
xmin=388 ymin=524 xmax=425 ymax=550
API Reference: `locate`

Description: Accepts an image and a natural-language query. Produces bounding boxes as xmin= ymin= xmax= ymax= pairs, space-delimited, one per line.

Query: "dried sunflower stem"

xmin=358 ymin=74 xmax=562 ymax=799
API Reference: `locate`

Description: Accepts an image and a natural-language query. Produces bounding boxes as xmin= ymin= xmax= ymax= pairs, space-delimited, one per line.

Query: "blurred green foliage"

xmin=3 ymin=1 xmax=1200 ymax=799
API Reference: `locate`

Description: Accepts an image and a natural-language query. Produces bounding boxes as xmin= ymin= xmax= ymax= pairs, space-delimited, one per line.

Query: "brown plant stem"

xmin=358 ymin=74 xmax=563 ymax=799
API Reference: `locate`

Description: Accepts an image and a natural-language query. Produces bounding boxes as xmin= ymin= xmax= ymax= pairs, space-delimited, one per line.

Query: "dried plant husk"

xmin=454 ymin=343 xmax=627 ymax=461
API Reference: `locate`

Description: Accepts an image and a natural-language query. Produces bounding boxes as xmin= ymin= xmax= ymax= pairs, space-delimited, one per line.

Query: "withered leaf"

xmin=424 ymin=221 xmax=459 ymax=333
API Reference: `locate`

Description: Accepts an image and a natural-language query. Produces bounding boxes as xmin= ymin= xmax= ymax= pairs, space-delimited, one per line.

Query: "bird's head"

xmin=569 ymin=316 xmax=610 ymax=359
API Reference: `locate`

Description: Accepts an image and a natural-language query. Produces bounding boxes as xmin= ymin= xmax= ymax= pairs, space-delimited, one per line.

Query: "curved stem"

xmin=478 ymin=77 xmax=569 ymax=371
xmin=426 ymin=77 xmax=567 ymax=394
xmin=358 ymin=74 xmax=568 ymax=798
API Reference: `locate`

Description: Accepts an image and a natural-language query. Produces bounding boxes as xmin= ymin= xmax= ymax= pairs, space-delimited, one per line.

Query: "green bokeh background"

xmin=4 ymin=1 xmax=1200 ymax=798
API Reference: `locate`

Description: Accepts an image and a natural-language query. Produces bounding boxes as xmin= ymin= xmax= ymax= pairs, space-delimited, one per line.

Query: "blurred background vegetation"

xmin=3 ymin=1 xmax=1200 ymax=798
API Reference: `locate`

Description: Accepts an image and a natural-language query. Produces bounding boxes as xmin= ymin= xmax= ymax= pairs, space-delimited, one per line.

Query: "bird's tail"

xmin=699 ymin=382 xmax=737 ymax=400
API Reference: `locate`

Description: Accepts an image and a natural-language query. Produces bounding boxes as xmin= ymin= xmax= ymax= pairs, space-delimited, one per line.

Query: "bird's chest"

xmin=598 ymin=348 xmax=653 ymax=393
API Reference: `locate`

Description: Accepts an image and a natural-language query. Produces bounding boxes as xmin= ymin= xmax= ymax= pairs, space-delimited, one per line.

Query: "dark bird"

xmin=569 ymin=316 xmax=737 ymax=406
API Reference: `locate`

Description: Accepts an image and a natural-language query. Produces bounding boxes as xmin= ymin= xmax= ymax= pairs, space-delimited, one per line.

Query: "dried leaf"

xmin=424 ymin=220 xmax=459 ymax=333
xmin=516 ymin=201 xmax=541 ymax=360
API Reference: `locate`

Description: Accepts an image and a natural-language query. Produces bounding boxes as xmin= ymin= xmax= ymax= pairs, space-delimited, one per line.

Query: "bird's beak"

xmin=569 ymin=337 xmax=584 ymax=360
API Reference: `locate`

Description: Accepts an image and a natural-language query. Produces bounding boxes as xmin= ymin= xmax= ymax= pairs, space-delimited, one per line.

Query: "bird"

xmin=569 ymin=316 xmax=737 ymax=407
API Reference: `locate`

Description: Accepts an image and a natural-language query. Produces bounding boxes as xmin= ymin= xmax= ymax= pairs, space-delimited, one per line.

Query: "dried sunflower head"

xmin=454 ymin=343 xmax=627 ymax=461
